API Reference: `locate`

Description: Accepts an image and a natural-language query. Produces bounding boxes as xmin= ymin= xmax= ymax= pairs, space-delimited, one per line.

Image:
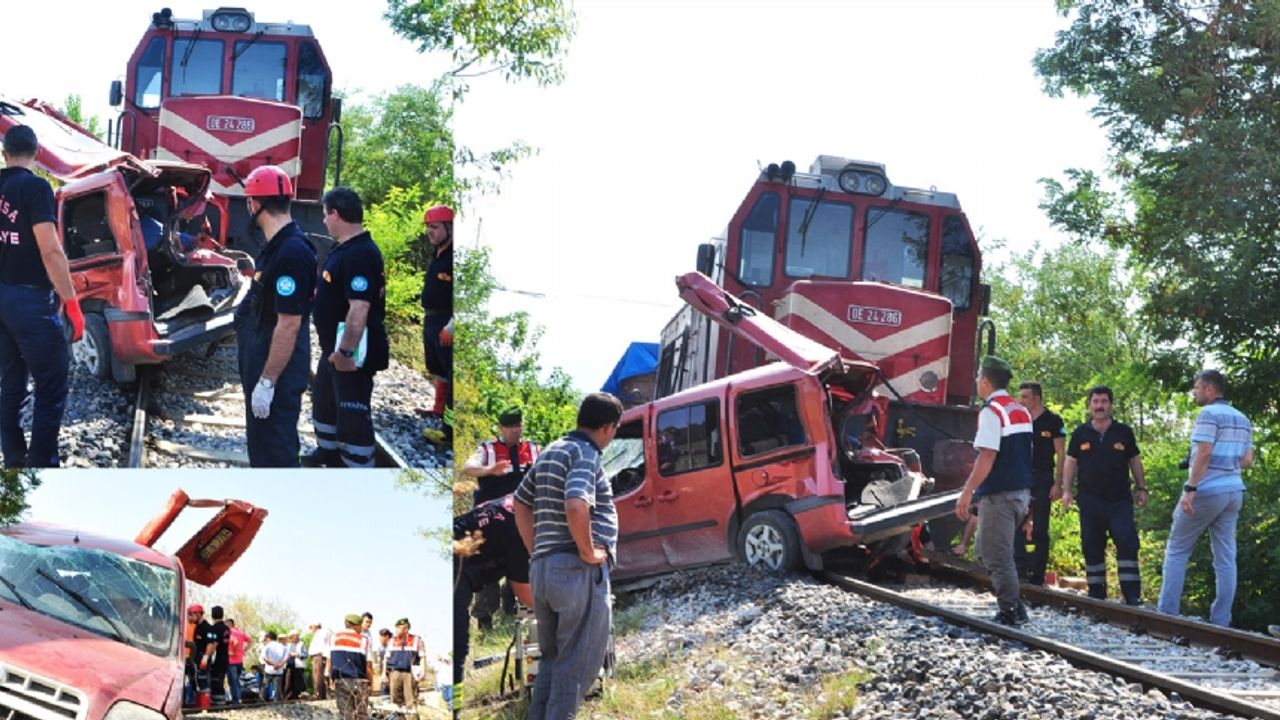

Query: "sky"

xmin=452 ymin=0 xmax=1114 ymax=393
xmin=23 ymin=470 xmax=453 ymax=656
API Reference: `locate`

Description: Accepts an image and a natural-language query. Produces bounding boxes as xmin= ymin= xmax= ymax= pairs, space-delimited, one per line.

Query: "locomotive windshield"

xmin=233 ymin=41 xmax=287 ymax=101
xmin=863 ymin=207 xmax=929 ymax=288
xmin=785 ymin=197 xmax=854 ymax=279
xmin=0 ymin=535 xmax=180 ymax=658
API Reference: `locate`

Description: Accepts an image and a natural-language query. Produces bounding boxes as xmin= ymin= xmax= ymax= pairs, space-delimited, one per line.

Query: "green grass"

xmin=808 ymin=668 xmax=871 ymax=719
xmin=613 ymin=600 xmax=661 ymax=637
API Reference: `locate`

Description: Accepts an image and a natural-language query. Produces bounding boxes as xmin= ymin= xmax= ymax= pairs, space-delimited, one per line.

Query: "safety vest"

xmin=475 ymin=440 xmax=542 ymax=502
xmin=328 ymin=629 xmax=369 ymax=679
xmin=976 ymin=393 xmax=1034 ymax=497
xmin=386 ymin=633 xmax=421 ymax=672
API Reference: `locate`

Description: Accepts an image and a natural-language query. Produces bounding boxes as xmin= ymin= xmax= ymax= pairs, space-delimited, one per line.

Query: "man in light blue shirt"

xmin=1157 ymin=369 xmax=1253 ymax=626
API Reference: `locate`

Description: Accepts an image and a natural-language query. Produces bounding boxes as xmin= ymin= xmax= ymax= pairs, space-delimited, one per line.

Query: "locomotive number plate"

xmin=206 ymin=115 xmax=256 ymax=133
xmin=846 ymin=304 xmax=902 ymax=327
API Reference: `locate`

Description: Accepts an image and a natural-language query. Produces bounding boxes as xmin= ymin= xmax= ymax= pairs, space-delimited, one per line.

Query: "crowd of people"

xmin=184 ymin=605 xmax=447 ymax=720
xmin=0 ymin=125 xmax=453 ymax=468
xmin=956 ymin=358 xmax=1253 ymax=628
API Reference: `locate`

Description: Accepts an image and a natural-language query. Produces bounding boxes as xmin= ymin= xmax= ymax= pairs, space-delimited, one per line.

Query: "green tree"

xmin=0 ymin=469 xmax=40 ymax=527
xmin=453 ymin=245 xmax=579 ymax=513
xmin=384 ymin=0 xmax=576 ymax=92
xmin=61 ymin=94 xmax=103 ymax=140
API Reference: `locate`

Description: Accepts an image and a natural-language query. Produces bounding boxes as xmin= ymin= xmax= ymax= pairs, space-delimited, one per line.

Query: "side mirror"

xmin=109 ymin=80 xmax=123 ymax=108
xmin=696 ymin=242 xmax=716 ymax=277
xmin=978 ymin=283 xmax=991 ymax=316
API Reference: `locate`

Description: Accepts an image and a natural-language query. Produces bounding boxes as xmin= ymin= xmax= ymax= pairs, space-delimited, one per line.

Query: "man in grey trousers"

xmin=514 ymin=392 xmax=623 ymax=720
xmin=954 ymin=356 xmax=1035 ymax=625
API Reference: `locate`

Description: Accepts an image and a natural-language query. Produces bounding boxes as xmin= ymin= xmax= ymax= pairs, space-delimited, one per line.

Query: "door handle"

xmin=659 ymin=490 xmax=679 ymax=502
xmin=633 ymin=496 xmax=654 ymax=508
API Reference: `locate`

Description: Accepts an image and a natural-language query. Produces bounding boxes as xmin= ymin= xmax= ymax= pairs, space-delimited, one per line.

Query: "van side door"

xmin=607 ymin=417 xmax=669 ymax=579
xmin=651 ymin=396 xmax=733 ymax=568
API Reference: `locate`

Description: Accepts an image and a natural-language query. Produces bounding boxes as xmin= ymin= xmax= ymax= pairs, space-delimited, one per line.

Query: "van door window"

xmin=603 ymin=420 xmax=646 ymax=497
xmin=738 ymin=192 xmax=779 ymax=287
xmin=655 ymin=400 xmax=722 ymax=476
xmin=63 ymin=193 xmax=117 ymax=261
xmin=863 ymin=207 xmax=929 ymax=288
xmin=736 ymin=384 xmax=807 ymax=457
xmin=135 ymin=37 xmax=166 ymax=108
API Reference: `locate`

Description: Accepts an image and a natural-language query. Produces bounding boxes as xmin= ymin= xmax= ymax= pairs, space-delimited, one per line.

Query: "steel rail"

xmin=822 ymin=569 xmax=1280 ymax=720
xmin=126 ymin=368 xmax=153 ymax=468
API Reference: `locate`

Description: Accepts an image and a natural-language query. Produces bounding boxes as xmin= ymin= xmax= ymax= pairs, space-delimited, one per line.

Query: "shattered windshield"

xmin=0 ymin=535 xmax=179 ymax=658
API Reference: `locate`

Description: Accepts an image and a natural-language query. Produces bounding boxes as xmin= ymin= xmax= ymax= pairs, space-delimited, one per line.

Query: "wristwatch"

xmin=338 ymin=347 xmax=355 ymax=358
xmin=1183 ymin=484 xmax=1197 ymax=493
xmin=258 ymin=377 xmax=274 ymax=389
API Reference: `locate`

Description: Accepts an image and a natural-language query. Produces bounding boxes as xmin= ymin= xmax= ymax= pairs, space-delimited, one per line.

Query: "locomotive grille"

xmin=0 ymin=664 xmax=85 ymax=720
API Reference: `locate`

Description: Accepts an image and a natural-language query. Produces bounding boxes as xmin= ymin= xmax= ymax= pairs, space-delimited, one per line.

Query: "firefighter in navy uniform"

xmin=419 ymin=205 xmax=453 ymax=445
xmin=234 ymin=165 xmax=316 ymax=467
xmin=0 ymin=125 xmax=85 ymax=468
xmin=304 ymin=187 xmax=388 ymax=468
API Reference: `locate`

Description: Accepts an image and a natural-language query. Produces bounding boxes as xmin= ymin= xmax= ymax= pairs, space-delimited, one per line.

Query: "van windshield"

xmin=0 ymin=535 xmax=179 ymax=658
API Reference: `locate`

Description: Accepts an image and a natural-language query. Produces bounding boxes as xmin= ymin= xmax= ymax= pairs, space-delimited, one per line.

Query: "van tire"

xmin=73 ymin=313 xmax=113 ymax=380
xmin=738 ymin=510 xmax=801 ymax=572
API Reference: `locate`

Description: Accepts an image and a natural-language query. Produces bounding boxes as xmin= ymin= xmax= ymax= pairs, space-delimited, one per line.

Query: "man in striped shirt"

xmin=1157 ymin=369 xmax=1253 ymax=626
xmin=514 ymin=392 xmax=623 ymax=720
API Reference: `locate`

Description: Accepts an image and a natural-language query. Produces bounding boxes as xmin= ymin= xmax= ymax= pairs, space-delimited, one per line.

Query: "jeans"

xmin=975 ymin=488 xmax=1030 ymax=612
xmin=0 ymin=283 xmax=69 ymax=468
xmin=1157 ymin=489 xmax=1244 ymax=626
xmin=1078 ymin=492 xmax=1141 ymax=603
xmin=228 ymin=663 xmax=243 ymax=704
xmin=264 ymin=673 xmax=284 ymax=702
xmin=528 ymin=552 xmax=612 ymax=720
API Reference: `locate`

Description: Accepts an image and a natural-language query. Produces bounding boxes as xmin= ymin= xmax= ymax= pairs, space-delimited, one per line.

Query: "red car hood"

xmin=0 ymin=599 xmax=179 ymax=718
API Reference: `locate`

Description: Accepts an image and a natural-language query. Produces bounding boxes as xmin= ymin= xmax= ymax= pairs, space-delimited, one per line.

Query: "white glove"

xmin=251 ymin=378 xmax=275 ymax=419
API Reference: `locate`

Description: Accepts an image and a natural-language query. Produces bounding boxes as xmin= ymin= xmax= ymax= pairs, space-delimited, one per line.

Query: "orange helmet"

xmin=244 ymin=165 xmax=294 ymax=198
xmin=424 ymin=205 xmax=454 ymax=224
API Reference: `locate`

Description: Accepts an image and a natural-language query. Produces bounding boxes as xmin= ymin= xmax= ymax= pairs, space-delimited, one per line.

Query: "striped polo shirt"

xmin=514 ymin=430 xmax=618 ymax=560
xmin=1190 ymin=399 xmax=1251 ymax=497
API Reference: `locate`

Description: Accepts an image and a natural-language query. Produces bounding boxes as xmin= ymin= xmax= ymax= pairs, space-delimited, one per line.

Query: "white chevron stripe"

xmin=776 ymin=293 xmax=953 ymax=361
xmin=873 ymin=355 xmax=952 ymax=398
xmin=158 ymin=108 xmax=302 ymax=161
xmin=181 ymin=154 xmax=301 ymax=195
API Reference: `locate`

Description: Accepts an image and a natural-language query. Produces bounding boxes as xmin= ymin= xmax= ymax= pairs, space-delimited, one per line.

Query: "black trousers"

xmin=1014 ymin=475 xmax=1053 ymax=584
xmin=312 ymin=357 xmax=376 ymax=467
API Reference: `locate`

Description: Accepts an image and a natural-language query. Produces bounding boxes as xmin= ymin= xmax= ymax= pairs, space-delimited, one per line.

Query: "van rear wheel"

xmin=738 ymin=510 xmax=801 ymax=572
xmin=73 ymin=313 xmax=113 ymax=380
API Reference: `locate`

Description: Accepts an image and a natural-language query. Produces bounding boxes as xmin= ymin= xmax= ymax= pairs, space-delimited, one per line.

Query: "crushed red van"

xmin=0 ymin=491 xmax=266 ymax=720
xmin=607 ymin=272 xmax=960 ymax=579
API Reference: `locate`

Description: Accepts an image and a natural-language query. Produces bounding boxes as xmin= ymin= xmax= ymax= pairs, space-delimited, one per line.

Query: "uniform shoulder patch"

xmin=276 ymin=275 xmax=297 ymax=297
xmin=323 ymin=270 xmax=332 ymax=283
xmin=1080 ymin=441 xmax=1092 ymax=452
xmin=1040 ymin=430 xmax=1051 ymax=437
xmin=1113 ymin=442 xmax=1125 ymax=451
xmin=351 ymin=275 xmax=369 ymax=292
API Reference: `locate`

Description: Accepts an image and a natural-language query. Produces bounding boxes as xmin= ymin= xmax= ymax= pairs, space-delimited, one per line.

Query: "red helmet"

xmin=244 ymin=165 xmax=294 ymax=198
xmin=424 ymin=205 xmax=454 ymax=224
xmin=188 ymin=603 xmax=205 ymax=614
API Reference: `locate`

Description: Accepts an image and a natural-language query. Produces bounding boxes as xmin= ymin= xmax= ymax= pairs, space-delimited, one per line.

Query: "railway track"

xmin=824 ymin=554 xmax=1280 ymax=719
xmin=126 ymin=341 xmax=408 ymax=469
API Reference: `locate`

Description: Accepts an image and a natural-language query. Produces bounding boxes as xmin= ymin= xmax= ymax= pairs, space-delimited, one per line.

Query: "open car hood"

xmin=0 ymin=95 xmax=145 ymax=181
xmin=135 ymin=490 xmax=267 ymax=587
xmin=676 ymin=271 xmax=844 ymax=376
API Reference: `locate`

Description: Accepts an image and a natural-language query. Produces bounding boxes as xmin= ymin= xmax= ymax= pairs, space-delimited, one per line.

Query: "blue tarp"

xmin=601 ymin=342 xmax=659 ymax=395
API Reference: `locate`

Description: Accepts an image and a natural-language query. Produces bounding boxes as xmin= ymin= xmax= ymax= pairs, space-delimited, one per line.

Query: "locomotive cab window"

xmin=785 ymin=197 xmax=853 ymax=279
xmin=940 ymin=215 xmax=974 ymax=310
xmin=232 ymin=41 xmax=287 ymax=102
xmin=296 ymin=41 xmax=327 ymax=119
xmin=738 ymin=192 xmax=779 ymax=287
xmin=134 ymin=37 xmax=166 ymax=108
xmin=863 ymin=207 xmax=929 ymax=288
xmin=736 ymin=384 xmax=807 ymax=457
xmin=169 ymin=39 xmax=224 ymax=97
xmin=63 ymin=192 xmax=117 ymax=262
xmin=656 ymin=400 xmax=722 ymax=476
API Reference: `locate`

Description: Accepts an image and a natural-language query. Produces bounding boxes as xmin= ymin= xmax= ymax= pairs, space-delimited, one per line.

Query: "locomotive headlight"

xmin=837 ymin=169 xmax=861 ymax=194
xmin=864 ymin=174 xmax=887 ymax=196
xmin=919 ymin=370 xmax=939 ymax=393
xmin=211 ymin=10 xmax=252 ymax=31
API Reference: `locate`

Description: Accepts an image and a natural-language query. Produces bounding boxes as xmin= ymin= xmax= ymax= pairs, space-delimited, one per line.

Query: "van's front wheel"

xmin=738 ymin=510 xmax=801 ymax=572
